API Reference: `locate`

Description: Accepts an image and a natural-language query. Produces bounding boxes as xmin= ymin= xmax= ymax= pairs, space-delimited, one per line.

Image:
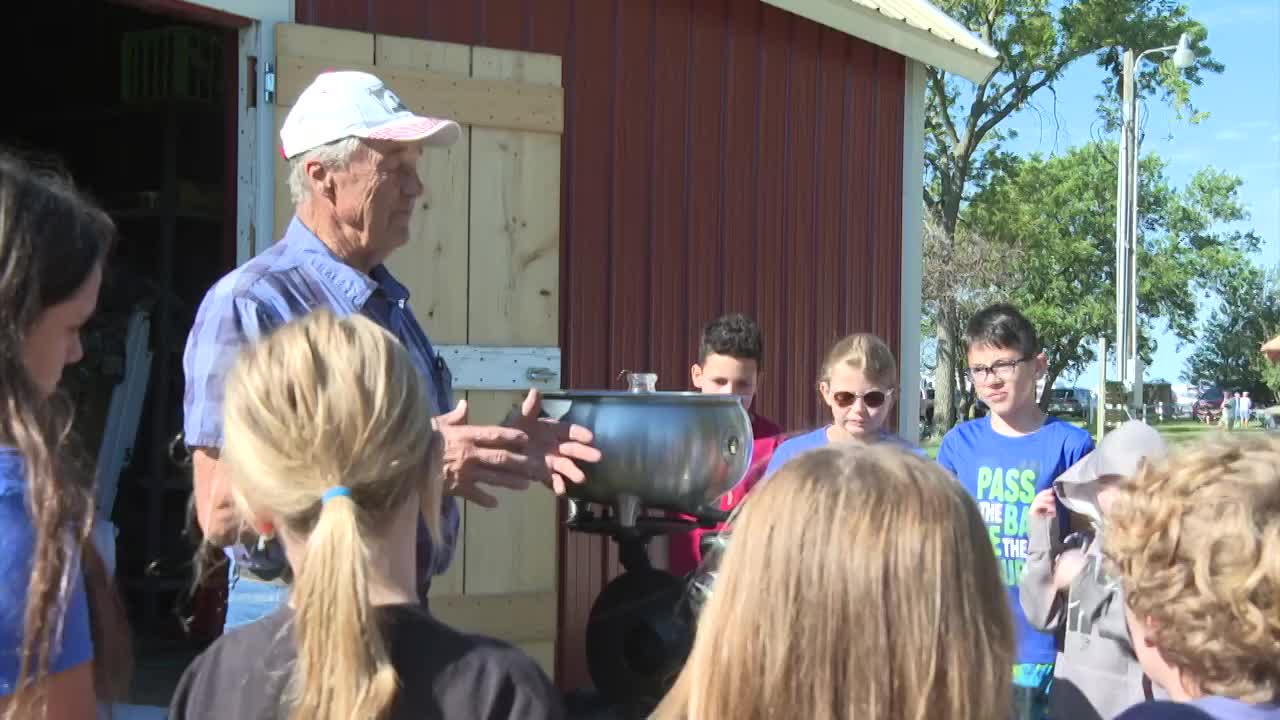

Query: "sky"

xmin=995 ymin=0 xmax=1280 ymax=387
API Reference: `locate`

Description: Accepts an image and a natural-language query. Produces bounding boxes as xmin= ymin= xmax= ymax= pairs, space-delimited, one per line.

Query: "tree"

xmin=923 ymin=0 xmax=1222 ymax=434
xmin=1183 ymin=265 xmax=1280 ymax=403
xmin=920 ymin=210 xmax=1025 ymax=421
xmin=965 ymin=142 xmax=1258 ymax=406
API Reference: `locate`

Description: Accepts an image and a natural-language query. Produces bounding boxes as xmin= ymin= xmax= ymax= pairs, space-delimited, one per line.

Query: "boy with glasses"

xmin=937 ymin=304 xmax=1094 ymax=720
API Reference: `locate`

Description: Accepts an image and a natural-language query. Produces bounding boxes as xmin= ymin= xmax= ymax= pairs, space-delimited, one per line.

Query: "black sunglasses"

xmin=832 ymin=388 xmax=894 ymax=409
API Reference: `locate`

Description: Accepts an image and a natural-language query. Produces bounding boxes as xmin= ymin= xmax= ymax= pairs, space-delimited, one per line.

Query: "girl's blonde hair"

xmin=819 ymin=333 xmax=899 ymax=388
xmin=653 ymin=444 xmax=1014 ymax=720
xmin=222 ymin=309 xmax=444 ymax=720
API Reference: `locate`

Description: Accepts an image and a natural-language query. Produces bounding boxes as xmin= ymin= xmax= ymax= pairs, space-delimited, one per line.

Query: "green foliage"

xmin=1183 ymin=266 xmax=1280 ymax=403
xmin=925 ymin=0 xmax=1222 ymax=223
xmin=963 ymin=141 xmax=1257 ymax=396
xmin=921 ymin=0 xmax=1222 ymax=433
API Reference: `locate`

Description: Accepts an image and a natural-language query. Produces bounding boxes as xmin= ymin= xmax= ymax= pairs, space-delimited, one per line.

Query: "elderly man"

xmin=183 ymin=70 xmax=600 ymax=630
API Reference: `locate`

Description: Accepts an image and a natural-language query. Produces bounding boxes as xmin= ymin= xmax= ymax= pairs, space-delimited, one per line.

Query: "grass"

xmin=919 ymin=417 xmax=1266 ymax=459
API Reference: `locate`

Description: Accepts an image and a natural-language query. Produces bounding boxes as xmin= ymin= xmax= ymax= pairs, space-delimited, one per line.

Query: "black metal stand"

xmin=565 ymin=498 xmax=716 ymax=719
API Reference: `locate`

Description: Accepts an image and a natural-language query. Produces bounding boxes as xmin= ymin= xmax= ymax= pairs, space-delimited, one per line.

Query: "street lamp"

xmin=1115 ymin=32 xmax=1195 ymax=418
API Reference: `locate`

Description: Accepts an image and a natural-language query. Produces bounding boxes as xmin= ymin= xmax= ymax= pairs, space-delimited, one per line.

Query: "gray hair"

xmin=287 ymin=136 xmax=364 ymax=206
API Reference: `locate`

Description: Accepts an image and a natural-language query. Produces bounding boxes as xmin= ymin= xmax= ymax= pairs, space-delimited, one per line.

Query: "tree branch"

xmin=928 ymin=69 xmax=961 ymax=147
xmin=973 ymin=69 xmax=1064 ymax=149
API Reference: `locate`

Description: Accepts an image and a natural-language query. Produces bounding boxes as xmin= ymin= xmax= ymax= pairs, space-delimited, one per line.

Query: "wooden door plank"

xmin=272 ymin=105 xmax=293 ymax=241
xmin=377 ymin=37 xmax=471 ymax=347
xmin=375 ymin=35 xmax=471 ymax=74
xmin=275 ymin=55 xmax=564 ymax=133
xmin=518 ymin=641 xmax=556 ymax=677
xmin=276 ymin=23 xmax=374 ymax=63
xmin=430 ymin=590 xmax=557 ymax=643
xmin=461 ymin=391 xmax=558 ymax=595
xmin=466 ymin=49 xmax=562 ymax=346
xmin=375 ymin=35 xmax=473 ymax=599
xmin=462 ymin=47 xmax=562 ymax=599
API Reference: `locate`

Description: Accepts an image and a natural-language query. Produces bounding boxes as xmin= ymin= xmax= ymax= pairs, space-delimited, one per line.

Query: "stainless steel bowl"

xmin=541 ymin=390 xmax=753 ymax=524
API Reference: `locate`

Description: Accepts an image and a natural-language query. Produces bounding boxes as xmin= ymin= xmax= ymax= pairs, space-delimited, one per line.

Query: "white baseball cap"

xmin=280 ymin=70 xmax=461 ymax=159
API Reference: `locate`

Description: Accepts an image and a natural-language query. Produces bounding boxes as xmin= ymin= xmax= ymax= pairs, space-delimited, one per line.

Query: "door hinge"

xmin=264 ymin=62 xmax=276 ymax=105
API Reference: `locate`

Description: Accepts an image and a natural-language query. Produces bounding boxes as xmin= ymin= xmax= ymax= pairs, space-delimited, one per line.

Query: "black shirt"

xmin=169 ymin=604 xmax=566 ymax=720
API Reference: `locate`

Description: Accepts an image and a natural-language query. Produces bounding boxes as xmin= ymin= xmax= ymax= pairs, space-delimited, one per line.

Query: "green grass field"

xmin=919 ymin=418 xmax=1265 ymax=459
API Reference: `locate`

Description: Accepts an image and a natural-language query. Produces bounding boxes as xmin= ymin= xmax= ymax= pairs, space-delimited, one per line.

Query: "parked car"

xmin=1048 ymin=387 xmax=1083 ymax=418
xmin=1193 ymin=386 xmax=1225 ymax=423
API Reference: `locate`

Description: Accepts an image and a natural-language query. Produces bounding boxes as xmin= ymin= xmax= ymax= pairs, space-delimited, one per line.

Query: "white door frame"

xmin=898 ymin=59 xmax=926 ymax=443
xmin=185 ymin=0 xmax=293 ymax=264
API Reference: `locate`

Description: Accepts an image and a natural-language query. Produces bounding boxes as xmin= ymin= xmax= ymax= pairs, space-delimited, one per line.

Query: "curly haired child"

xmin=1107 ymin=434 xmax=1280 ymax=720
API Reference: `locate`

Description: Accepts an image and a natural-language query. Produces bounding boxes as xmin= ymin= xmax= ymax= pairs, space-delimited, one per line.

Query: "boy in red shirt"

xmin=667 ymin=314 xmax=785 ymax=575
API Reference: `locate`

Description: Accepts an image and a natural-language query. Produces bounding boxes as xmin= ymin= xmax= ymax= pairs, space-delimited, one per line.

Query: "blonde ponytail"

xmin=289 ymin=492 xmax=397 ymax=720
xmin=221 ymin=309 xmax=442 ymax=720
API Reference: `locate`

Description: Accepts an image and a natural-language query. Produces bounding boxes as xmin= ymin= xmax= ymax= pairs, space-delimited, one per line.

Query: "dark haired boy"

xmin=668 ymin=313 xmax=784 ymax=575
xmin=936 ymin=304 xmax=1094 ymax=720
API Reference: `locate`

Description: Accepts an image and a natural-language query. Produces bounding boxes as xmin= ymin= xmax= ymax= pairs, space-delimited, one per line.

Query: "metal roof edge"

xmin=761 ymin=0 xmax=1000 ymax=84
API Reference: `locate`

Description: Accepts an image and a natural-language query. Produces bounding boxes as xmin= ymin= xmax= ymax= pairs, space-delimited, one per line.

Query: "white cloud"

xmin=1215 ymin=128 xmax=1248 ymax=142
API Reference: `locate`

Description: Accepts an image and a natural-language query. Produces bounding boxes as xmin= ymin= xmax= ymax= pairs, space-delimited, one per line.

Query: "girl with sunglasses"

xmin=763 ymin=333 xmax=923 ymax=479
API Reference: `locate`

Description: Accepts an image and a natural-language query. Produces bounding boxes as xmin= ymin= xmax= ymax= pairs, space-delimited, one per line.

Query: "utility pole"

xmin=1116 ymin=49 xmax=1135 ymax=393
xmin=1115 ymin=34 xmax=1194 ymax=419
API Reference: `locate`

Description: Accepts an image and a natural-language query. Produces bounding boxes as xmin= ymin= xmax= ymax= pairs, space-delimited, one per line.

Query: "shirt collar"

xmin=282 ymin=217 xmax=411 ymax=307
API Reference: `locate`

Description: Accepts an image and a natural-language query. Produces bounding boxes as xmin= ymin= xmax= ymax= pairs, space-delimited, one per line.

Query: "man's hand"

xmin=191 ymin=448 xmax=249 ymax=547
xmin=506 ymin=389 xmax=602 ymax=495
xmin=434 ymin=390 xmax=602 ymax=508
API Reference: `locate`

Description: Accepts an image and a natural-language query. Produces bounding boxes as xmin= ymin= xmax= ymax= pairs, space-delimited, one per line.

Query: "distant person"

xmin=169 ymin=310 xmax=564 ymax=720
xmin=654 ymin=444 xmax=1015 ymax=720
xmin=936 ymin=304 xmax=1094 ymax=720
xmin=1239 ymin=391 xmax=1252 ymax=428
xmin=1019 ymin=421 xmax=1169 ymax=719
xmin=764 ymin=333 xmax=922 ymax=478
xmin=669 ymin=314 xmax=784 ymax=575
xmin=1108 ymin=434 xmax=1280 ymax=720
xmin=0 ymin=153 xmax=131 ymax=718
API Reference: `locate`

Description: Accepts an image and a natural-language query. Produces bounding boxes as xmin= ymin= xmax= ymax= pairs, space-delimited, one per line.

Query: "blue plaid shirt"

xmin=182 ymin=216 xmax=461 ymax=588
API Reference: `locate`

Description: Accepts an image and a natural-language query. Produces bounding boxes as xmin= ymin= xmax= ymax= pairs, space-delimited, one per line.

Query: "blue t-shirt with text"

xmin=936 ymin=415 xmax=1093 ymax=668
xmin=0 ymin=448 xmax=93 ymax=695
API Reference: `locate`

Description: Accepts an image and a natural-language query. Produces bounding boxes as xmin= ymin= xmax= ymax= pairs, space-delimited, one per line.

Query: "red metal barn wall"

xmin=296 ymin=0 xmax=906 ymax=690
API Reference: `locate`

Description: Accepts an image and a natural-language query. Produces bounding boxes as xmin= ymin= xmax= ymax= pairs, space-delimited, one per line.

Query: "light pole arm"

xmin=1135 ymin=44 xmax=1179 ymax=66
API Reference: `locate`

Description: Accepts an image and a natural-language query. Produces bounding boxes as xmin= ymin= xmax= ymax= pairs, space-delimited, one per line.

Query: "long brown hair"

xmin=654 ymin=444 xmax=1015 ymax=720
xmin=0 ymin=152 xmax=131 ymax=717
xmin=221 ymin=309 xmax=444 ymax=720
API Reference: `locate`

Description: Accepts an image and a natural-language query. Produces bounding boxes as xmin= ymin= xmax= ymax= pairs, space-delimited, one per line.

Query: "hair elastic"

xmin=321 ymin=486 xmax=352 ymax=504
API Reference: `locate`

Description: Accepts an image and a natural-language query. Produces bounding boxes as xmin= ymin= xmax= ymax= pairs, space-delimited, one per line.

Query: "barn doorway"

xmin=0 ymin=0 xmax=241 ymax=705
